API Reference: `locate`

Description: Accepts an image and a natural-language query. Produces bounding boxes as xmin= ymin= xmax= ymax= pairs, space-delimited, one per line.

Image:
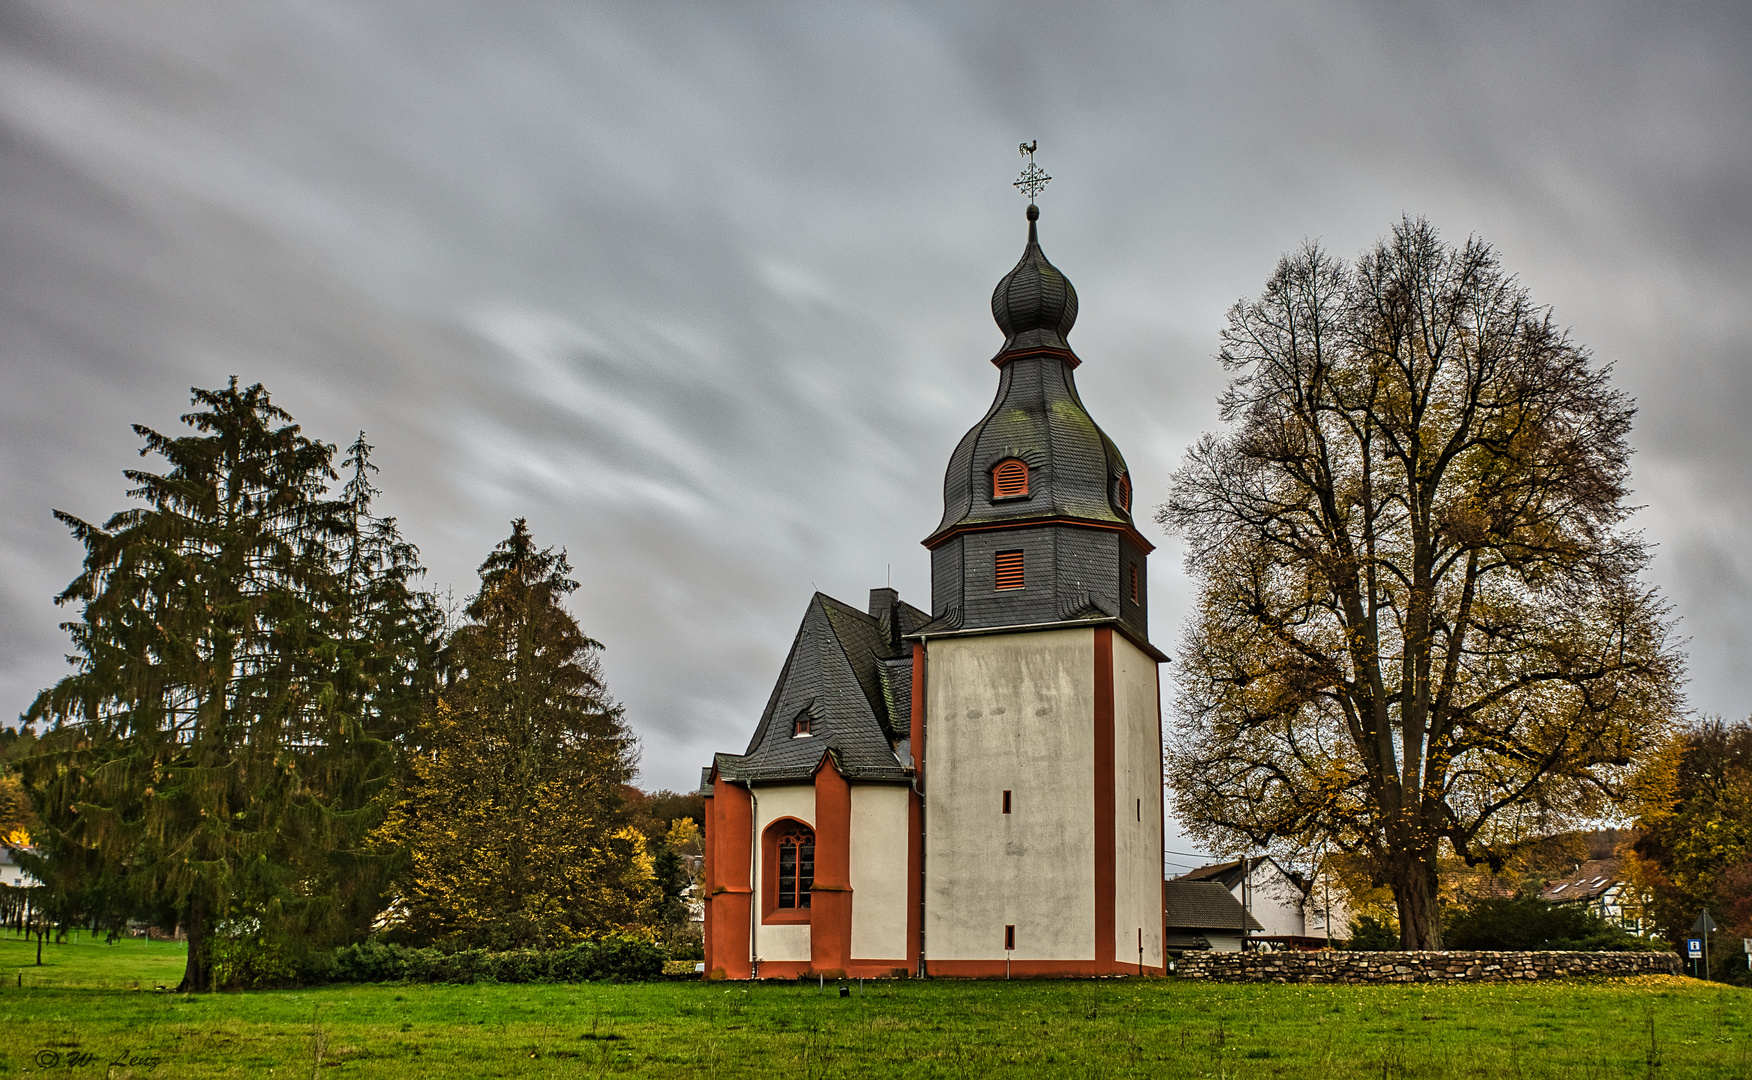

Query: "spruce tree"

xmin=292 ymin=435 xmax=443 ymax=943
xmin=21 ymin=381 xmax=425 ymax=989
xmin=393 ymin=519 xmax=655 ymax=948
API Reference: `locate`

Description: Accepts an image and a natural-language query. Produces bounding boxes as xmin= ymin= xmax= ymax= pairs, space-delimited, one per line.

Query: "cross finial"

xmin=1014 ymin=141 xmax=1051 ymax=204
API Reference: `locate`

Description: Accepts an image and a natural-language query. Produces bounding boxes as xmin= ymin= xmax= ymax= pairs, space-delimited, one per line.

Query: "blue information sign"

xmin=1687 ymin=937 xmax=1704 ymax=958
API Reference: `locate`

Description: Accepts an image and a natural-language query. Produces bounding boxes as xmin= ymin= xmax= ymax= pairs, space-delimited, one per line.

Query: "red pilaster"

xmin=1094 ymin=627 xmax=1116 ymax=969
xmin=811 ymin=756 xmax=853 ymax=977
xmin=705 ymin=775 xmax=753 ymax=980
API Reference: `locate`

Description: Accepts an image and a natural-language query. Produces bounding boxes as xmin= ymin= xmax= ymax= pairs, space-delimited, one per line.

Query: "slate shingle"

xmin=710 ymin=590 xmax=919 ymax=786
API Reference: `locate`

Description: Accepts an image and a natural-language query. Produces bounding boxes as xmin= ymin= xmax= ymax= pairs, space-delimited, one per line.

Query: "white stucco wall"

xmin=752 ymin=783 xmax=814 ymax=964
xmin=1201 ymin=931 xmax=1244 ymax=953
xmin=1112 ymin=633 xmax=1165 ymax=969
xmin=1230 ymin=863 xmax=1309 ymax=939
xmin=849 ymin=783 xmax=911 ymax=960
xmin=924 ymin=628 xmax=1096 ymax=961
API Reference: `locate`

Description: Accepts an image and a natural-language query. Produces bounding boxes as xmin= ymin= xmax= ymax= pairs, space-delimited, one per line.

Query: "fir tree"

xmin=294 ymin=435 xmax=443 ymax=942
xmin=21 ymin=381 xmax=427 ymax=989
xmin=393 ymin=519 xmax=655 ymax=949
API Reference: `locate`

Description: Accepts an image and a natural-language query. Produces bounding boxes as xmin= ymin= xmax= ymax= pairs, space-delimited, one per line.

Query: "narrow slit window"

xmin=994 ymin=550 xmax=1025 ymax=590
xmin=1002 ymin=790 xmax=1012 ymax=815
xmin=1136 ymin=798 xmax=1142 ymax=822
xmin=1005 ymin=925 xmax=1016 ymax=951
xmin=992 ymin=459 xmax=1029 ymax=499
xmin=1115 ymin=473 xmax=1132 ymax=512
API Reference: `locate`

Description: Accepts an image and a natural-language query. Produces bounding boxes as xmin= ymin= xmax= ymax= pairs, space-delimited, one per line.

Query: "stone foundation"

xmin=1174 ymin=950 xmax=1680 ymax=984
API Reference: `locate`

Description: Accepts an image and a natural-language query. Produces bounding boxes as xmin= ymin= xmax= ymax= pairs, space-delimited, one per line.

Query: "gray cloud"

xmin=3 ymin=3 xmax=1750 ymax=860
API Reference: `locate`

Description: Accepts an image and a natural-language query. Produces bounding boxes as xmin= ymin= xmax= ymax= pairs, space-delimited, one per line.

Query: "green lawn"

xmin=0 ymin=935 xmax=1747 ymax=1078
xmin=2 ymin=932 xmax=188 ymax=990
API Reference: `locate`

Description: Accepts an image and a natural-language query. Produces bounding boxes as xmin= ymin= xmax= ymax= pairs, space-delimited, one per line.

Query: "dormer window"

xmin=1115 ymin=473 xmax=1132 ymax=512
xmin=792 ymin=713 xmax=813 ymax=737
xmin=992 ymin=459 xmax=1030 ymax=500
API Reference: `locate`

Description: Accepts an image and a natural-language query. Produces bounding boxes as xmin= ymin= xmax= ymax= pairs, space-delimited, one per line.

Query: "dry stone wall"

xmin=1175 ymin=950 xmax=1680 ymax=984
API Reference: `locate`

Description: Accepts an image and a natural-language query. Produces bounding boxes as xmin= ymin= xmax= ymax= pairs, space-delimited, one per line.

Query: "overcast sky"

xmin=3 ymin=2 xmax=1749 ymax=867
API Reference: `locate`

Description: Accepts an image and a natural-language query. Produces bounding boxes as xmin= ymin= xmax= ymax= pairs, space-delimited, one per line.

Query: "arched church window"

xmin=992 ymin=459 xmax=1030 ymax=500
xmin=774 ymin=823 xmax=814 ymax=909
xmin=1115 ymin=473 xmax=1132 ymax=512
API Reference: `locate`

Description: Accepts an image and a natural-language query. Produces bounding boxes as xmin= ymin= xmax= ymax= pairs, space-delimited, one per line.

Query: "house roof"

xmin=1541 ymin=858 xmax=1625 ymax=904
xmin=707 ymin=589 xmax=926 ymax=789
xmin=1165 ymin=879 xmax=1264 ymax=932
xmin=1176 ymin=856 xmax=1309 ymax=894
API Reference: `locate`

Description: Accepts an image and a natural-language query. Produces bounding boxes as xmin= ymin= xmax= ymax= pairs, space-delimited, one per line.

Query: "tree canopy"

xmin=390 ymin=519 xmax=655 ymax=949
xmin=1160 ymin=218 xmax=1685 ymax=948
xmin=1630 ymin=717 xmax=1752 ymax=970
xmin=21 ymin=381 xmax=436 ymax=989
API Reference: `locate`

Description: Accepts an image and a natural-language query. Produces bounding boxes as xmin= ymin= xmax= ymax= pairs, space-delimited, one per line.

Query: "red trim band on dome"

xmin=923 ymin=515 xmax=1156 ymax=555
xmin=990 ymin=345 xmax=1081 ymax=369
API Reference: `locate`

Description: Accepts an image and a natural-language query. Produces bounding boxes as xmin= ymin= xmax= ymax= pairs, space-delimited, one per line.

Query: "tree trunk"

xmin=178 ymin=899 xmax=209 ymax=993
xmin=1391 ymin=853 xmax=1442 ymax=950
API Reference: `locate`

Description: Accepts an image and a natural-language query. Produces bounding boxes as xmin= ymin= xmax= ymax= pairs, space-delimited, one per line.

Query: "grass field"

xmin=1 ymin=935 xmax=1748 ymax=1078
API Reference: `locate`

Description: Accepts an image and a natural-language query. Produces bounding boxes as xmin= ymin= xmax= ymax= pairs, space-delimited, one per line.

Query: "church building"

xmin=700 ymin=190 xmax=1167 ymax=979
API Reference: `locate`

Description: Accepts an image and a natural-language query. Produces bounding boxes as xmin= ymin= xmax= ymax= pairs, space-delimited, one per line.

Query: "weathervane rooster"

xmin=1014 ymin=141 xmax=1051 ymax=203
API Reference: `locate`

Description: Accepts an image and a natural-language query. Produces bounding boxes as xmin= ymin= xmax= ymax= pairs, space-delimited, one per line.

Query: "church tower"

xmin=905 ymin=200 xmax=1166 ymax=976
xmin=700 ymin=167 xmax=1165 ymax=980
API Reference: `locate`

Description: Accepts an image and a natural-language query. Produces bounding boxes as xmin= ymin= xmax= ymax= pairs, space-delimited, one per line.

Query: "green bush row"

xmin=317 ymin=937 xmax=665 ymax=985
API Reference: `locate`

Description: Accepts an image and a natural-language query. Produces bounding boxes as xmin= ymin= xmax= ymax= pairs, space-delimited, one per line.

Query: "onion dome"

xmin=917 ymin=202 xmax=1156 ymax=648
xmin=991 ymin=204 xmax=1079 ymax=358
xmin=925 ymin=206 xmax=1137 ymax=544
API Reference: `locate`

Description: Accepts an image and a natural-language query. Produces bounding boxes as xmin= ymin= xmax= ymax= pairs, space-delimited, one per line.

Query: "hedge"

xmin=320 ymin=936 xmax=665 ymax=985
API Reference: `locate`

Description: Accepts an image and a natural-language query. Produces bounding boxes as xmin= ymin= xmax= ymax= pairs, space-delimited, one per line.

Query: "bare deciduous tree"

xmin=1160 ymin=218 xmax=1684 ymax=948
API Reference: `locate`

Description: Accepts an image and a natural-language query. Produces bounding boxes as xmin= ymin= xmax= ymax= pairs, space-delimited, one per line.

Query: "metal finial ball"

xmin=1027 ymin=204 xmax=1039 ymax=221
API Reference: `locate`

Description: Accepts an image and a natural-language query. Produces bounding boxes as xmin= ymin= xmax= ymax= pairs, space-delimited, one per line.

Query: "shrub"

xmin=206 ymin=919 xmax=302 ymax=989
xmin=1345 ymin=914 xmax=1399 ymax=951
xmin=319 ymin=936 xmax=663 ymax=985
xmin=330 ymin=939 xmax=409 ymax=983
xmin=1444 ymin=895 xmax=1660 ymax=951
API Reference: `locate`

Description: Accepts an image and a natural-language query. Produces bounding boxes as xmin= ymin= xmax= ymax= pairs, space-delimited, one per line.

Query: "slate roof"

xmin=1541 ymin=858 xmax=1625 ymax=904
xmin=991 ymin=205 xmax=1078 ymax=356
xmin=925 ymin=209 xmax=1135 ymax=548
xmin=708 ymin=589 xmax=926 ymax=788
xmin=1164 ymin=880 xmax=1264 ymax=933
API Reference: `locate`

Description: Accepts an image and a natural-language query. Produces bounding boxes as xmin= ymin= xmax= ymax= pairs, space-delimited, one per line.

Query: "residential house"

xmin=1541 ymin=857 xmax=1649 ymax=934
xmin=1164 ymin=879 xmax=1262 ymax=955
xmin=1176 ymin=856 xmax=1349 ymax=948
xmin=0 ymin=845 xmax=37 ymax=889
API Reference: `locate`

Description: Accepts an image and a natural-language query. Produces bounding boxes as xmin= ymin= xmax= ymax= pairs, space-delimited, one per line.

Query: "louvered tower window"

xmin=1115 ymin=473 xmax=1132 ymax=512
xmin=1128 ymin=563 xmax=1139 ymax=604
xmin=995 ymin=550 xmax=1025 ymax=590
xmin=992 ymin=459 xmax=1029 ymax=499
